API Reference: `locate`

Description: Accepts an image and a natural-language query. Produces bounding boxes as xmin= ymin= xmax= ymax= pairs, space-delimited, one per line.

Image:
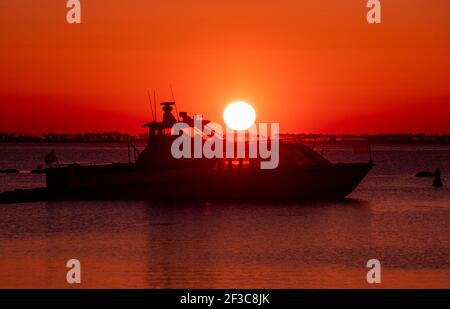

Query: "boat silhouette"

xmin=0 ymin=103 xmax=373 ymax=203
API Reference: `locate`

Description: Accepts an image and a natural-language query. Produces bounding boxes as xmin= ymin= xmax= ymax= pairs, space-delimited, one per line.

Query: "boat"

xmin=0 ymin=102 xmax=373 ymax=203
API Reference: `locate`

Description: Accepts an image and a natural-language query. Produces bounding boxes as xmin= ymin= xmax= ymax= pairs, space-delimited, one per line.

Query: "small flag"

xmin=45 ymin=150 xmax=58 ymax=166
xmin=353 ymin=144 xmax=370 ymax=154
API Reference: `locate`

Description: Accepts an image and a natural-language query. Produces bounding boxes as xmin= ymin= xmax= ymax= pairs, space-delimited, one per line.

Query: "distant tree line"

xmin=281 ymin=133 xmax=450 ymax=144
xmin=0 ymin=132 xmax=149 ymax=143
xmin=0 ymin=132 xmax=449 ymax=144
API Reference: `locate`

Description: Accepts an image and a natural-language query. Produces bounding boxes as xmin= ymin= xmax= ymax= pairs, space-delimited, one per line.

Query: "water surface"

xmin=0 ymin=144 xmax=448 ymax=288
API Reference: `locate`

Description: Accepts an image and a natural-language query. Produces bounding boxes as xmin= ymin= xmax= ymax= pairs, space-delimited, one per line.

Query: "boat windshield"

xmin=279 ymin=143 xmax=332 ymax=167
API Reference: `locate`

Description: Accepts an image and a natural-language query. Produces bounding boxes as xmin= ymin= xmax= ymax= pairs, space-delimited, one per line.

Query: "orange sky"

xmin=1 ymin=0 xmax=449 ymax=134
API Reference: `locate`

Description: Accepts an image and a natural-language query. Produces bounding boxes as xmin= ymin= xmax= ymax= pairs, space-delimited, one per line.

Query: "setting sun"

xmin=223 ymin=101 xmax=256 ymax=131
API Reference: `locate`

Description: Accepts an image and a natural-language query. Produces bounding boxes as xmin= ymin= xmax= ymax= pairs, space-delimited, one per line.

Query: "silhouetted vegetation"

xmin=0 ymin=132 xmax=148 ymax=143
xmin=0 ymin=132 xmax=449 ymax=144
xmin=281 ymin=133 xmax=450 ymax=144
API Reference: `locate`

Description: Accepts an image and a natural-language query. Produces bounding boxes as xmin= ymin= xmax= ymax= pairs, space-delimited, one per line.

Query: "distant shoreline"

xmin=1 ymin=132 xmax=450 ymax=144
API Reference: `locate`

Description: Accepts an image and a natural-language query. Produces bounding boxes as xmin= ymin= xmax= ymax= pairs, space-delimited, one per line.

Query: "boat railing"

xmin=279 ymin=135 xmax=373 ymax=163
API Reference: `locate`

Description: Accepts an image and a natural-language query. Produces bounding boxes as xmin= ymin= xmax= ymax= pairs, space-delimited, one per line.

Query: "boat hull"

xmin=0 ymin=162 xmax=373 ymax=203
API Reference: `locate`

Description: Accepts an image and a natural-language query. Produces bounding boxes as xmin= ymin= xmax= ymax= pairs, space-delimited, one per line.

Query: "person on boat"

xmin=433 ymin=169 xmax=443 ymax=188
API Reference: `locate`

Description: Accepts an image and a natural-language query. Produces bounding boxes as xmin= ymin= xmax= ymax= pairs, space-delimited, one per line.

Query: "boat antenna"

xmin=153 ymin=90 xmax=158 ymax=122
xmin=147 ymin=90 xmax=155 ymax=121
xmin=170 ymin=84 xmax=180 ymax=121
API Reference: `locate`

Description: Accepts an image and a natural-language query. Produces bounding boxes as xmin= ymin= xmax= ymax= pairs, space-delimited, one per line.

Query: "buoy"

xmin=433 ymin=169 xmax=443 ymax=188
xmin=416 ymin=171 xmax=435 ymax=177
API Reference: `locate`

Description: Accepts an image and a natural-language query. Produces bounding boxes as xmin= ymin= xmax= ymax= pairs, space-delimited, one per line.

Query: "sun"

xmin=223 ymin=101 xmax=256 ymax=131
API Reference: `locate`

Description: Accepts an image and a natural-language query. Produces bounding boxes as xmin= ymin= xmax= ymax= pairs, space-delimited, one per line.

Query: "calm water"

xmin=0 ymin=143 xmax=449 ymax=288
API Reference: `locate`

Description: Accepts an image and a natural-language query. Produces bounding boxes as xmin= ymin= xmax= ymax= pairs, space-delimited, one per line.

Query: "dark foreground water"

xmin=0 ymin=143 xmax=449 ymax=288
